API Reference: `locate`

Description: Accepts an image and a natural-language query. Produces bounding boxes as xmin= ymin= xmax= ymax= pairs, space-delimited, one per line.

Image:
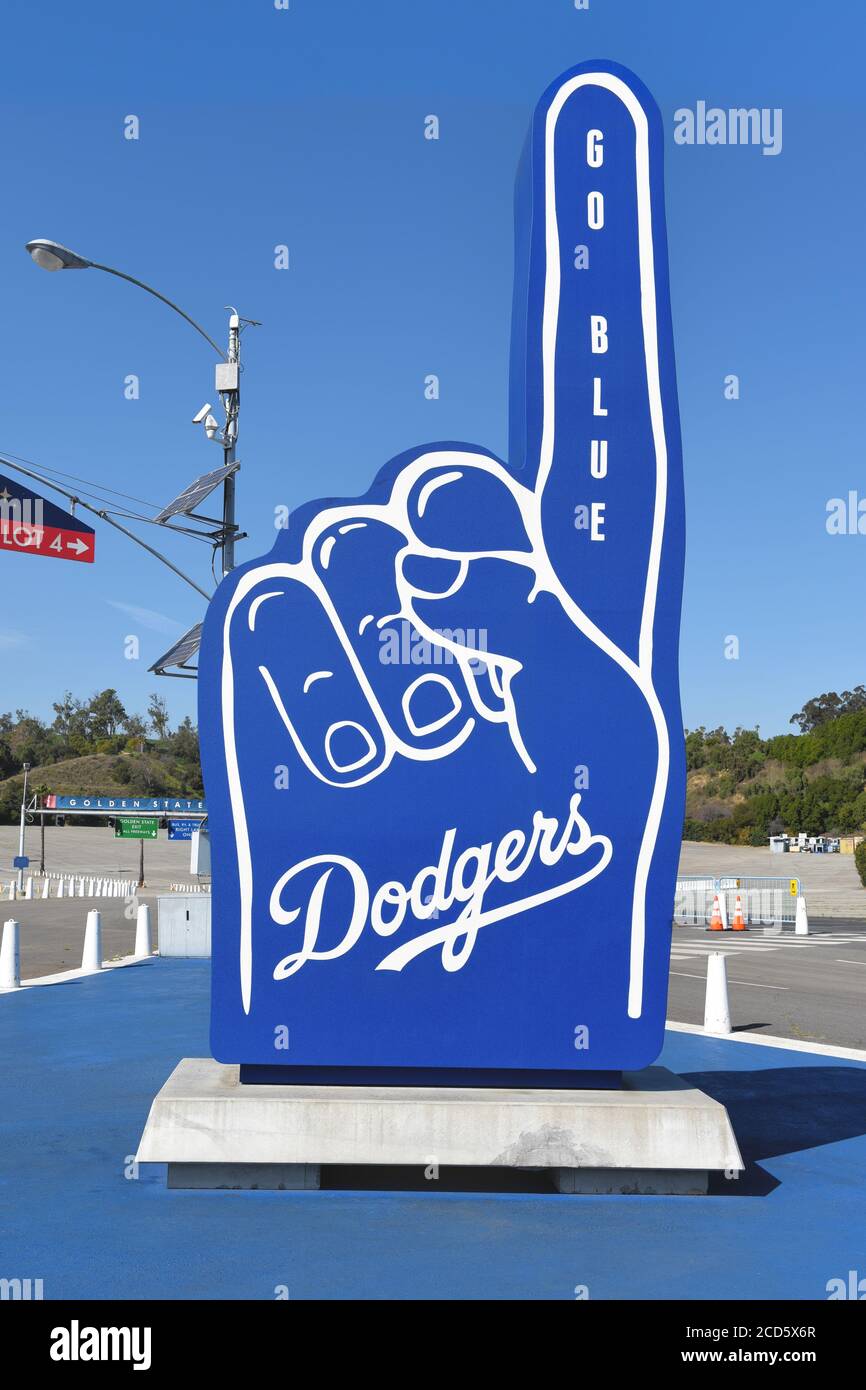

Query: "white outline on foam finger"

xmin=535 ymin=72 xmax=671 ymax=1021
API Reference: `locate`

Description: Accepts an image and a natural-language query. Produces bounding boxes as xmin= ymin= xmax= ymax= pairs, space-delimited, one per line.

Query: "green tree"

xmin=171 ymin=716 xmax=199 ymax=763
xmin=86 ymin=689 xmax=128 ymax=740
xmin=147 ymin=692 xmax=171 ymax=740
xmin=790 ymin=686 xmax=866 ymax=732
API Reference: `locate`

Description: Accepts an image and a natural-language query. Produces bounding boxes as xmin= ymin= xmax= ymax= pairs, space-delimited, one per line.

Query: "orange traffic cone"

xmin=708 ymin=894 xmax=724 ymax=931
xmin=731 ymin=895 xmax=748 ymax=931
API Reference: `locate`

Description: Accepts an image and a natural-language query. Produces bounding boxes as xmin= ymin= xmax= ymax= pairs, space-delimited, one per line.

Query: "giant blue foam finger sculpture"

xmin=199 ymin=61 xmax=686 ymax=1081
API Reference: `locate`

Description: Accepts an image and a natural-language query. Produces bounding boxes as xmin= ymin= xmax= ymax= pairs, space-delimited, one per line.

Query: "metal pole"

xmin=221 ymin=311 xmax=240 ymax=576
xmin=138 ymin=838 xmax=145 ymax=889
xmin=40 ymin=815 xmax=45 ymax=875
xmin=16 ymin=763 xmax=30 ymax=893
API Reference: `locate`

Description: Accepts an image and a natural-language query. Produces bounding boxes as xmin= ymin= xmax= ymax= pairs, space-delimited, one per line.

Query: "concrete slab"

xmin=136 ymin=1058 xmax=743 ymax=1190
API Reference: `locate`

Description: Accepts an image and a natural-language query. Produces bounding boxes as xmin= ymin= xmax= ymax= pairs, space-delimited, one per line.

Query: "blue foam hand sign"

xmin=200 ymin=61 xmax=686 ymax=1077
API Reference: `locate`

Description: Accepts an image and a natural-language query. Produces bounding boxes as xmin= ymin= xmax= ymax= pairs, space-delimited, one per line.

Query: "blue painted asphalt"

xmin=1 ymin=961 xmax=865 ymax=1300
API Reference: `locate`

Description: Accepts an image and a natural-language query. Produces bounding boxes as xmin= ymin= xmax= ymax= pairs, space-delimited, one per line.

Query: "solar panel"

xmin=149 ymin=622 xmax=203 ymax=674
xmin=155 ymin=463 xmax=238 ymax=523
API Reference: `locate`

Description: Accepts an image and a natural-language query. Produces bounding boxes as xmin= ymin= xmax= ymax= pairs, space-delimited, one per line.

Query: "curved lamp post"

xmin=25 ymin=239 xmax=226 ymax=358
xmin=24 ymin=238 xmax=242 ymax=574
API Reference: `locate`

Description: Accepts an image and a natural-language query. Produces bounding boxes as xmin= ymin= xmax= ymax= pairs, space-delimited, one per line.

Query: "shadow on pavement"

xmin=684 ymin=1066 xmax=866 ymax=1197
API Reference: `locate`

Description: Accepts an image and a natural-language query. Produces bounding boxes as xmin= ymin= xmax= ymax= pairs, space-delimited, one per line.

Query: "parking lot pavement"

xmin=667 ymin=920 xmax=866 ymax=1050
xmin=679 ymin=841 xmax=866 ymax=919
xmin=0 ymin=823 xmax=197 ymax=893
xmin=0 ymin=897 xmax=158 ymax=980
xmin=2 ymin=959 xmax=865 ymax=1300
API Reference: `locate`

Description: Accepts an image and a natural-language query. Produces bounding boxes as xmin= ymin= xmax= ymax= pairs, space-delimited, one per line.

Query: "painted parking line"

xmin=835 ymin=959 xmax=866 ymax=966
xmin=669 ymin=971 xmax=788 ymax=989
xmin=672 ymin=940 xmax=778 ymax=947
xmin=671 ymin=939 xmax=866 ymax=954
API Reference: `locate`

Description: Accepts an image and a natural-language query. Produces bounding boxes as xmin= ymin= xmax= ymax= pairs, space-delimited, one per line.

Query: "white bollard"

xmin=795 ymin=895 xmax=809 ymax=935
xmin=41 ymin=879 xmax=50 ymax=899
xmin=76 ymin=878 xmax=84 ymax=898
xmin=57 ymin=877 xmax=65 ymax=899
xmin=8 ymin=881 xmax=15 ymax=901
xmin=81 ymin=909 xmax=103 ymax=973
xmin=0 ymin=918 xmax=20 ymax=990
xmin=24 ymin=877 xmax=34 ymax=900
xmin=87 ymin=877 xmax=94 ymax=897
xmin=134 ymin=903 xmax=152 ymax=960
xmin=704 ymin=952 xmax=731 ymax=1034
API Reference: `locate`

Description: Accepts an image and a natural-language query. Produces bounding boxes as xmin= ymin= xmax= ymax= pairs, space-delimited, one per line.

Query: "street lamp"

xmin=25 ymin=240 xmax=90 ymax=272
xmin=17 ymin=762 xmax=30 ymax=895
xmin=24 ymin=238 xmax=250 ymax=576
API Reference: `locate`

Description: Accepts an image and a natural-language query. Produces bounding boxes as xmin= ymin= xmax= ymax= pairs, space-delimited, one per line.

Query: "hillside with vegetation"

xmin=0 ymin=688 xmax=202 ymax=823
xmin=3 ymin=684 xmax=866 ymax=848
xmin=685 ymin=687 xmax=866 ymax=846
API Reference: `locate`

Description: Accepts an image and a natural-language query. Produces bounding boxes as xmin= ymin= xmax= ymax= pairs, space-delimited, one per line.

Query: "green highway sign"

xmin=114 ymin=817 xmax=159 ymax=840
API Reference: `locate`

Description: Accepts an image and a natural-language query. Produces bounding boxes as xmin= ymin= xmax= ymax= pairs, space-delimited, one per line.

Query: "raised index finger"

xmin=508 ymin=61 xmax=683 ymax=667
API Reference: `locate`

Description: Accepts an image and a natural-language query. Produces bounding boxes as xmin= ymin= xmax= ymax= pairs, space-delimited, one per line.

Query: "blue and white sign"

xmin=200 ymin=62 xmax=686 ymax=1077
xmin=168 ymin=819 xmax=201 ymax=841
xmin=44 ymin=795 xmax=207 ymax=813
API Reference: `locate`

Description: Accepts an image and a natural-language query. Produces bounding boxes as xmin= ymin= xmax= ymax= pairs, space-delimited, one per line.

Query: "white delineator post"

xmin=795 ymin=895 xmax=809 ymax=936
xmin=0 ymin=919 xmax=21 ymax=990
xmin=81 ymin=909 xmax=103 ymax=973
xmin=704 ymin=952 xmax=731 ymax=1035
xmin=134 ymin=903 xmax=152 ymax=960
xmin=41 ymin=878 xmax=50 ymax=899
xmin=24 ymin=877 xmax=34 ymax=900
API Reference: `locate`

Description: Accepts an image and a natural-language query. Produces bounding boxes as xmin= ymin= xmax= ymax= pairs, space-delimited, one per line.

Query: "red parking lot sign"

xmin=0 ymin=474 xmax=95 ymax=564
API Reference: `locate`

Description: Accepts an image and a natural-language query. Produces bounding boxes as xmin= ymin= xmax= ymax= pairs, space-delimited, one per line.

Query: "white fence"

xmin=674 ymin=875 xmax=801 ymax=928
xmin=3 ymin=876 xmax=136 ymax=902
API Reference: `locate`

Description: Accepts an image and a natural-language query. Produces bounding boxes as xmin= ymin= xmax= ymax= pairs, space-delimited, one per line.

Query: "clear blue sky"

xmin=0 ymin=0 xmax=862 ymax=739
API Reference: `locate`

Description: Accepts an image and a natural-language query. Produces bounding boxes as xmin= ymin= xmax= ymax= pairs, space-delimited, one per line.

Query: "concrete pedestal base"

xmin=136 ymin=1059 xmax=742 ymax=1193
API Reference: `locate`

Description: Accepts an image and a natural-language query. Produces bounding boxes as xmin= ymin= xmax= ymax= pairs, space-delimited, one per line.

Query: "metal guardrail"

xmin=674 ymin=876 xmax=801 ymax=928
